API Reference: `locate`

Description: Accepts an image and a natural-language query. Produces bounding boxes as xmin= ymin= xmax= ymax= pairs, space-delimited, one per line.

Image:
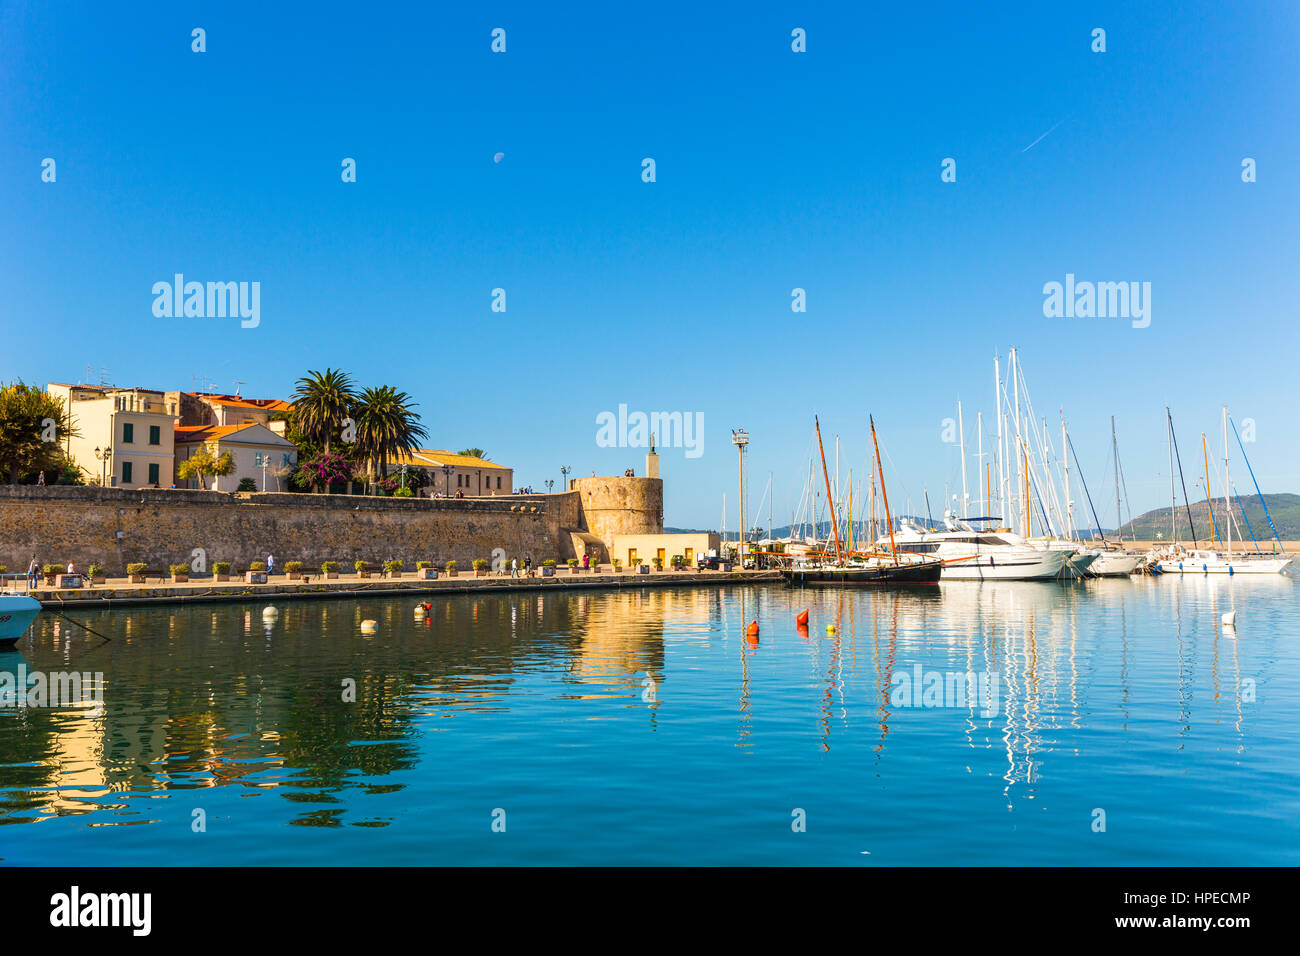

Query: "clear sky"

xmin=3 ymin=1 xmax=1297 ymax=529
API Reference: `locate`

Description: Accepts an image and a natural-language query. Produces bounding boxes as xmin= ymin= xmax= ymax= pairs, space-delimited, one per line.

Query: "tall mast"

xmin=1202 ymin=433 xmax=1217 ymax=544
xmin=1061 ymin=416 xmax=1073 ymax=539
xmin=1167 ymin=408 xmax=1176 ymax=547
xmin=994 ymin=354 xmax=1006 ymax=523
xmin=957 ymin=400 xmax=968 ymax=518
xmin=869 ymin=416 xmax=898 ymax=565
xmin=814 ymin=417 xmax=843 ymax=564
xmin=1112 ymin=416 xmax=1122 ymax=543
xmin=870 ymin=457 xmax=877 ymax=545
xmin=1023 ymin=439 xmax=1032 ymax=537
xmin=847 ymin=469 xmax=854 ymax=553
xmin=976 ymin=411 xmax=985 ymax=516
xmin=1223 ymin=405 xmax=1231 ymax=560
xmin=1011 ymin=348 xmax=1024 ymax=536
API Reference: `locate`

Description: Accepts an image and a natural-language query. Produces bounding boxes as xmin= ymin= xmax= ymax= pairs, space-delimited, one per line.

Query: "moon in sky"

xmin=493 ymin=152 xmax=504 ymax=164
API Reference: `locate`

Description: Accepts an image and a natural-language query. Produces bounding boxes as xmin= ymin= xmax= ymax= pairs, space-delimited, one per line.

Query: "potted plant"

xmin=321 ymin=560 xmax=340 ymax=579
xmin=652 ymin=556 xmax=664 ymax=571
xmin=285 ymin=560 xmax=304 ymax=580
xmin=384 ymin=559 xmax=404 ymax=578
xmin=88 ymin=563 xmax=106 ymax=585
xmin=472 ymin=558 xmax=488 ymax=577
xmin=670 ymin=555 xmax=683 ymax=571
xmin=170 ymin=562 xmax=191 ymax=583
xmin=246 ymin=560 xmax=268 ymax=584
xmin=213 ymin=561 xmax=231 ymax=582
xmin=127 ymin=562 xmax=147 ymax=583
xmin=445 ymin=560 xmax=458 ymax=577
xmin=613 ymin=558 xmax=623 ymax=573
xmin=43 ymin=563 xmax=65 ymax=586
xmin=566 ymin=558 xmax=579 ymax=574
xmin=355 ymin=560 xmax=370 ymax=579
xmin=417 ymin=560 xmax=438 ymax=580
xmin=542 ymin=559 xmax=556 ymax=577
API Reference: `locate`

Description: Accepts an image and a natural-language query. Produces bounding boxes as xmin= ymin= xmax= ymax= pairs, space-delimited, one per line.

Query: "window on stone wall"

xmin=122 ymin=461 xmax=133 ymax=483
xmin=122 ymin=422 xmax=134 ymax=444
xmin=148 ymin=463 xmax=159 ymax=485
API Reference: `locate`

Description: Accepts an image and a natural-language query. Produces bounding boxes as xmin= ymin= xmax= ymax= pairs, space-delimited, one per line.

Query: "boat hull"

xmin=782 ymin=562 xmax=943 ymax=586
xmin=1090 ymin=552 xmax=1144 ymax=576
xmin=0 ymin=594 xmax=41 ymax=646
xmin=1156 ymin=556 xmax=1294 ymax=575
xmin=935 ymin=548 xmax=1070 ymax=581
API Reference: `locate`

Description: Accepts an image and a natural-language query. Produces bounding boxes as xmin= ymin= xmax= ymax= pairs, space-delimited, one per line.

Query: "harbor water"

xmin=1 ymin=575 xmax=1297 ymax=865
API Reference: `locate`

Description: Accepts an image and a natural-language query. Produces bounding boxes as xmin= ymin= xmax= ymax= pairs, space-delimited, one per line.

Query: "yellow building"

xmin=391 ymin=449 xmax=514 ymax=497
xmin=610 ymin=532 xmax=721 ymax=568
xmin=47 ymin=383 xmax=179 ymax=488
xmin=174 ymin=423 xmax=298 ymax=491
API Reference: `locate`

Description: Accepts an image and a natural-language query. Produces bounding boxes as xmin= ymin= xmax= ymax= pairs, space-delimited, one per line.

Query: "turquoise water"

xmin=1 ymin=575 xmax=1297 ymax=865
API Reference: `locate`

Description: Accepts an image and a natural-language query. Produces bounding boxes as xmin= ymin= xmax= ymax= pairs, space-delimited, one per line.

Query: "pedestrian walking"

xmin=27 ymin=555 xmax=39 ymax=589
xmin=267 ymin=553 xmax=275 ymax=575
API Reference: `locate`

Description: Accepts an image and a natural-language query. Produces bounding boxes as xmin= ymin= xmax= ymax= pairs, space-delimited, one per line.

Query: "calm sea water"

xmin=2 ymin=575 xmax=1297 ymax=866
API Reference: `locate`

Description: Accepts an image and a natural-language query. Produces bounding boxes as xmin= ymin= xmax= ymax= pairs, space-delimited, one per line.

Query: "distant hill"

xmin=1116 ymin=493 xmax=1299 ymax=543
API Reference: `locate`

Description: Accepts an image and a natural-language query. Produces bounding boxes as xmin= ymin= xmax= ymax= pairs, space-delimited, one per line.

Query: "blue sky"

xmin=3 ymin=1 xmax=1297 ymax=528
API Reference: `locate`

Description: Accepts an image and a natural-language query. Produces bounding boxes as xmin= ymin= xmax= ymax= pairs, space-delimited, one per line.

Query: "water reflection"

xmin=0 ymin=574 xmax=1293 ymax=861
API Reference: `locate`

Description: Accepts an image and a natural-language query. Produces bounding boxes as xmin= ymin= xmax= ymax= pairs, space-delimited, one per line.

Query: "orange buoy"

xmin=746 ymin=620 xmax=760 ymax=636
xmin=746 ymin=633 xmax=760 ymax=649
xmin=796 ymin=609 xmax=809 ymax=626
xmin=796 ymin=624 xmax=809 ymax=638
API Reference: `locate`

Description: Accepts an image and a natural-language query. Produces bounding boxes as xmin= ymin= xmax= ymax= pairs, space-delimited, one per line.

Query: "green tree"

xmin=457 ymin=448 xmax=488 ymax=460
xmin=0 ymin=382 xmax=78 ymax=484
xmin=354 ymin=385 xmax=428 ymax=481
xmin=176 ymin=444 xmax=236 ymax=490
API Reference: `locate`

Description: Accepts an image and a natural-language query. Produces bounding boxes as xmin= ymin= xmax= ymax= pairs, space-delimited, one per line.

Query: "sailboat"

xmin=1156 ymin=406 xmax=1294 ymax=575
xmin=782 ymin=416 xmax=944 ymax=586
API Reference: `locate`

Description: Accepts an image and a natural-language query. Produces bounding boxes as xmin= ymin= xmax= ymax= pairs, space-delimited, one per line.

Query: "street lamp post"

xmin=255 ymin=453 xmax=268 ymax=491
xmin=442 ymin=464 xmax=452 ymax=496
xmin=560 ymin=465 xmax=571 ymax=491
xmin=94 ymin=445 xmax=112 ymax=487
xmin=731 ymin=429 xmax=748 ymax=568
xmin=545 ymin=479 xmax=554 ymax=495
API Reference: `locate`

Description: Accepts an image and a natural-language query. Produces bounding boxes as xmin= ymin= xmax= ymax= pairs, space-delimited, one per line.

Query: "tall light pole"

xmin=560 ymin=465 xmax=571 ymax=491
xmin=441 ymin=464 xmax=452 ymax=496
xmin=731 ymin=429 xmax=748 ymax=568
xmin=545 ymin=479 xmax=554 ymax=494
xmin=94 ymin=445 xmax=112 ymax=487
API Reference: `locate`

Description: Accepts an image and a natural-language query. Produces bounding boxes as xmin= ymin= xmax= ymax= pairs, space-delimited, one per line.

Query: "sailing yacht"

xmin=1156 ymin=406 xmax=1295 ymax=575
xmin=880 ymin=515 xmax=1071 ymax=580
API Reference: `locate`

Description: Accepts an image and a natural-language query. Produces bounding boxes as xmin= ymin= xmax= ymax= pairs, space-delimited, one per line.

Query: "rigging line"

xmin=45 ymin=604 xmax=114 ymax=650
xmin=1230 ymin=416 xmax=1285 ymax=552
xmin=1232 ymin=486 xmax=1264 ymax=553
xmin=1168 ymin=411 xmax=1200 ymax=547
xmin=1066 ymin=432 xmax=1107 ymax=547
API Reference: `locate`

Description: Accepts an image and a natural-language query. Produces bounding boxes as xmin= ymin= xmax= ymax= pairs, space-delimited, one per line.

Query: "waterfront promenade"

xmin=13 ymin=567 xmax=783 ymax=609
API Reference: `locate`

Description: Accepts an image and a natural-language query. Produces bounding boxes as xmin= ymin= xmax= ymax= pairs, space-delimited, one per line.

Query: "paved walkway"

xmin=19 ymin=568 xmax=782 ymax=608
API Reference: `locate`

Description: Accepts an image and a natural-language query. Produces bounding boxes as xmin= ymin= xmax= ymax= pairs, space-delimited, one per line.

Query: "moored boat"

xmin=0 ymin=592 xmax=41 ymax=647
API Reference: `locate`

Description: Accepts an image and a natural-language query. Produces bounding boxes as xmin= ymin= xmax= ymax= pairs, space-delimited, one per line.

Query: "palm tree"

xmin=291 ymin=368 xmax=355 ymax=455
xmin=354 ymin=385 xmax=428 ymax=483
xmin=457 ymin=448 xmax=488 ymax=460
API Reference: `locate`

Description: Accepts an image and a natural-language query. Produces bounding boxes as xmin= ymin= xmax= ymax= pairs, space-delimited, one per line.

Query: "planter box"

xmin=613 ymin=567 xmax=624 ymax=573
xmin=90 ymin=575 xmax=106 ymax=585
xmin=245 ymin=571 xmax=268 ymax=584
xmin=215 ymin=573 xmax=230 ymax=582
xmin=172 ymin=575 xmax=189 ymax=583
xmin=129 ymin=574 xmax=145 ymax=584
xmin=418 ymin=568 xmax=438 ymax=580
xmin=55 ymin=574 xmax=83 ymax=588
xmin=357 ymin=571 xmax=371 ymax=578
xmin=445 ymin=570 xmax=458 ymax=577
xmin=324 ymin=572 xmax=339 ymax=579
xmin=287 ymin=572 xmax=301 ymax=581
xmin=474 ymin=569 xmax=487 ymax=577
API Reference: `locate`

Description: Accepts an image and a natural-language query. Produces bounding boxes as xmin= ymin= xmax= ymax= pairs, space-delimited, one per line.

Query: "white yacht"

xmin=879 ymin=517 xmax=1071 ymax=580
xmin=0 ymin=592 xmax=41 ymax=647
xmin=1088 ymin=549 xmax=1145 ymax=576
xmin=1155 ymin=548 xmax=1293 ymax=575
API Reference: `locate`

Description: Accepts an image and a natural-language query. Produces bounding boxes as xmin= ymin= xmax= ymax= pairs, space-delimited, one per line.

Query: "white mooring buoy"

xmin=360 ymin=619 xmax=378 ymax=633
xmin=1222 ymin=610 xmax=1237 ymax=627
xmin=262 ymin=606 xmax=279 ymax=620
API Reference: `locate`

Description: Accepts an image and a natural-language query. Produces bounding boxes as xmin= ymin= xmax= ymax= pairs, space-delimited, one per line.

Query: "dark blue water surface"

xmin=1 ymin=575 xmax=1296 ymax=865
